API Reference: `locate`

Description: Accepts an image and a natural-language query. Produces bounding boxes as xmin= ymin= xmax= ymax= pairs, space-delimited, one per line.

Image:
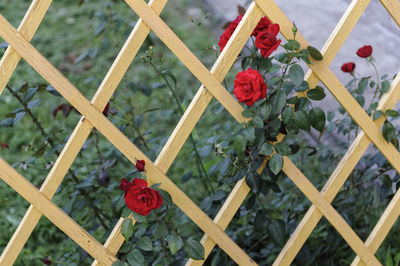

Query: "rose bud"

xmin=119 ymin=178 xmax=132 ymax=191
xmin=356 ymin=45 xmax=373 ymax=58
xmin=135 ymin=160 xmax=146 ymax=172
xmin=341 ymin=62 xmax=356 ymax=73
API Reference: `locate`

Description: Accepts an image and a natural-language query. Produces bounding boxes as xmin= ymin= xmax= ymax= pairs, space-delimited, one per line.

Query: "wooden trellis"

xmin=0 ymin=0 xmax=400 ymax=265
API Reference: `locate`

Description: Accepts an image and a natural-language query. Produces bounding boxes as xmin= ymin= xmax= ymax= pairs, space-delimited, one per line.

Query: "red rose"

xmin=120 ymin=178 xmax=163 ymax=216
xmin=135 ymin=160 xmax=145 ymax=172
xmin=52 ymin=103 xmax=74 ymax=117
xmin=233 ymin=68 xmax=267 ymax=106
xmin=356 ymin=45 xmax=372 ymax=58
xmin=252 ymin=16 xmax=271 ymax=37
xmin=255 ymin=24 xmax=281 ymax=58
xmin=218 ymin=15 xmax=243 ymax=52
xmin=0 ymin=143 xmax=9 ymax=150
xmin=341 ymin=62 xmax=356 ymax=73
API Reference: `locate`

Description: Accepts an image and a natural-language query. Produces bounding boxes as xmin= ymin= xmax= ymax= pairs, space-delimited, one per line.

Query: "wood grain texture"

xmin=0 ymin=158 xmax=118 ymax=265
xmin=0 ymin=14 xmax=256 ymax=266
xmin=282 ymin=157 xmax=381 ymax=265
xmin=0 ymin=0 xmax=52 ymax=95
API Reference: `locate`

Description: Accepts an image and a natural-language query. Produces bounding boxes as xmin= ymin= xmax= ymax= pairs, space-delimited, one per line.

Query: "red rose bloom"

xmin=135 ymin=160 xmax=145 ymax=172
xmin=218 ymin=15 xmax=243 ymax=52
xmin=255 ymin=24 xmax=281 ymax=58
xmin=120 ymin=178 xmax=163 ymax=216
xmin=356 ymin=45 xmax=373 ymax=58
xmin=252 ymin=16 xmax=271 ymax=37
xmin=102 ymin=101 xmax=110 ymax=117
xmin=233 ymin=68 xmax=267 ymax=106
xmin=341 ymin=62 xmax=356 ymax=73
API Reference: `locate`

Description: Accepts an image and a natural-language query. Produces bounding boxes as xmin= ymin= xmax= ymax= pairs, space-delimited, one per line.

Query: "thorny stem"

xmin=149 ymin=62 xmax=214 ymax=193
xmin=6 ymin=85 xmax=111 ymax=230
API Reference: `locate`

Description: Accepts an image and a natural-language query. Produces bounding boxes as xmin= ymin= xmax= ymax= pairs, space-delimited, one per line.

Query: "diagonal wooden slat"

xmin=0 ymin=14 xmax=256 ymax=266
xmin=379 ymin=0 xmax=400 ymax=27
xmin=0 ymin=0 xmax=52 ymax=95
xmin=94 ymin=4 xmax=263 ymax=263
xmin=350 ymin=80 xmax=400 ymax=266
xmin=254 ymin=0 xmax=400 ymax=199
xmin=281 ymin=157 xmax=381 ymax=265
xmin=0 ymin=158 xmax=118 ymax=264
xmin=123 ymin=0 xmax=246 ymax=124
xmin=0 ymin=0 xmax=168 ymax=264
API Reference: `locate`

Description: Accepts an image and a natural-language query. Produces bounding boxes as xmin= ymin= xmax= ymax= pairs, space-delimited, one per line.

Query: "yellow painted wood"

xmin=95 ymin=3 xmax=262 ymax=264
xmin=380 ymin=0 xmax=400 ymax=27
xmin=276 ymin=72 xmax=400 ymax=266
xmin=282 ymin=157 xmax=381 ymax=265
xmin=0 ymin=0 xmax=399 ymax=264
xmin=0 ymin=158 xmax=118 ymax=265
xmin=124 ymin=0 xmax=247 ymax=124
xmin=0 ymin=0 xmax=168 ymax=263
xmin=301 ymin=0 xmax=371 ymax=95
xmin=0 ymin=15 xmax=256 ymax=266
xmin=0 ymin=0 xmax=52 ymax=95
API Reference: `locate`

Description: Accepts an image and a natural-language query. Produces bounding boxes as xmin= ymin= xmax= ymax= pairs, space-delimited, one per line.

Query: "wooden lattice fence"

xmin=0 ymin=0 xmax=400 ymax=265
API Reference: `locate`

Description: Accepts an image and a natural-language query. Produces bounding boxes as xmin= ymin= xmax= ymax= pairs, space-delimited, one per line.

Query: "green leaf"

xmin=246 ymin=172 xmax=258 ymax=193
xmin=385 ymin=109 xmax=399 ymax=117
xmin=23 ymin=87 xmax=38 ymax=104
xmin=127 ymin=249 xmax=145 ymax=266
xmin=137 ymin=236 xmax=152 ymax=251
xmin=112 ymin=262 xmax=128 ymax=266
xmin=254 ymin=210 xmax=268 ymax=232
xmin=295 ymin=81 xmax=309 ymax=92
xmin=299 ymin=49 xmax=312 ymax=64
xmin=386 ymin=246 xmax=393 ymax=266
xmin=307 ymin=46 xmax=323 ymax=61
xmin=294 ymin=110 xmax=311 ymax=131
xmin=275 ymin=142 xmax=291 ymax=155
xmin=177 ymin=223 xmax=196 ymax=237
xmin=158 ymin=189 xmax=173 ymax=205
xmin=307 ymin=86 xmax=326 ymax=100
xmin=242 ymin=109 xmax=254 ymax=118
xmin=357 ymin=78 xmax=369 ymax=93
xmin=381 ymin=80 xmax=391 ymax=94
xmin=288 ymin=64 xmax=304 ymax=87
xmin=281 ymin=106 xmax=293 ymax=124
xmin=0 ymin=118 xmax=13 ymax=127
xmin=242 ymin=126 xmax=256 ymax=142
xmin=167 ymin=234 xmax=183 ymax=255
xmin=309 ymin=108 xmax=326 ymax=132
xmin=184 ymin=239 xmax=205 ymax=260
xmin=241 ymin=57 xmax=250 ymax=70
xmin=132 ymin=212 xmax=147 ymax=223
xmin=373 ymin=110 xmax=384 ymax=120
xmin=253 ymin=116 xmax=264 ymax=128
xmin=121 ymin=218 xmax=134 ymax=242
xmin=233 ymin=135 xmax=247 ymax=156
xmin=268 ymin=154 xmax=283 ymax=175
xmin=382 ymin=122 xmax=396 ymax=142
xmin=260 ymin=103 xmax=272 ymax=118
xmin=267 ymin=219 xmax=286 ymax=246
xmin=284 ymin=40 xmax=300 ymax=51
xmin=274 ymin=53 xmax=289 ymax=63
xmin=267 ymin=76 xmax=282 ymax=87
xmin=154 ymin=223 xmax=168 ymax=239
xmin=270 ymin=90 xmax=287 ymax=114
xmin=259 ymin=142 xmax=274 ymax=156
